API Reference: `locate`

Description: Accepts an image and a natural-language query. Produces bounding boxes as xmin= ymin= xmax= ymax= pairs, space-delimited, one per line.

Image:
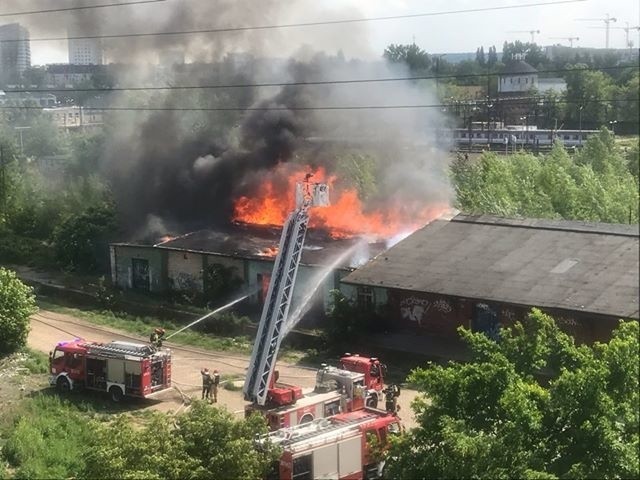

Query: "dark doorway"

xmin=257 ymin=273 xmax=271 ymax=305
xmin=472 ymin=303 xmax=500 ymax=340
xmin=131 ymin=258 xmax=150 ymax=291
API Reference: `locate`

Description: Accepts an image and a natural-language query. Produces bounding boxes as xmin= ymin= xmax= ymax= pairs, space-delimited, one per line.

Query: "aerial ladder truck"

xmin=243 ymin=176 xmax=398 ymax=430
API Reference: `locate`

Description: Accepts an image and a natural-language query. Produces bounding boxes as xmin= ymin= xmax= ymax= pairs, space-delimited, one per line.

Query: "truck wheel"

xmin=109 ymin=386 xmax=124 ymax=402
xmin=56 ymin=376 xmax=71 ymax=394
xmin=366 ymin=395 xmax=378 ymax=409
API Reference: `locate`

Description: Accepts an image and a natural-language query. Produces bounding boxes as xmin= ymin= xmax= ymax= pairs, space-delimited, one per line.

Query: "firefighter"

xmin=211 ymin=369 xmax=220 ymax=403
xmin=150 ymin=328 xmax=165 ymax=348
xmin=384 ymin=384 xmax=401 ymax=414
xmin=201 ymin=367 xmax=213 ymax=401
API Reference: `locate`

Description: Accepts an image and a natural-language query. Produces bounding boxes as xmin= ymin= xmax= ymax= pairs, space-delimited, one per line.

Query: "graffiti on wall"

xmin=556 ymin=315 xmax=579 ymax=327
xmin=172 ymin=272 xmax=198 ymax=291
xmin=399 ymin=297 xmax=453 ymax=326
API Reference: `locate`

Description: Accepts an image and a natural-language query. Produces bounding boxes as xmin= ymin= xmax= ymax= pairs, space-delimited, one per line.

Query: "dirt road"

xmin=28 ymin=310 xmax=419 ymax=427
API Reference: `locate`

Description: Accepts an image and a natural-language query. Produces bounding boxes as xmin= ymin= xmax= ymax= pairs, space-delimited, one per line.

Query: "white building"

xmin=68 ymin=38 xmax=103 ymax=65
xmin=538 ymin=77 xmax=567 ymax=94
xmin=44 ymin=106 xmax=104 ymax=129
xmin=0 ymin=23 xmax=31 ymax=84
xmin=498 ymin=60 xmax=538 ymax=95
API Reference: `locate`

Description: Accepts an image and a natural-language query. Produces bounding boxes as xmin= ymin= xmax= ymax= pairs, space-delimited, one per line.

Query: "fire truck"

xmin=248 ymin=353 xmax=389 ymax=431
xmin=242 ymin=178 xmax=398 ymax=429
xmin=258 ymin=408 xmax=401 ymax=480
xmin=49 ymin=339 xmax=172 ymax=402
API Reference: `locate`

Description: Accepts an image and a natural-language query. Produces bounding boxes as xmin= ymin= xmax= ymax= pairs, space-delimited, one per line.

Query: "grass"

xmin=0 ymin=394 xmax=94 ymax=479
xmin=222 ymin=373 xmax=244 ymax=391
xmin=38 ymin=298 xmax=255 ymax=355
xmin=19 ymin=348 xmax=49 ymax=375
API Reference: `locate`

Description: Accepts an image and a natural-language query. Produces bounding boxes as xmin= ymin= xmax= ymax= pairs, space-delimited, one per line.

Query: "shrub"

xmin=0 ymin=268 xmax=37 ymax=354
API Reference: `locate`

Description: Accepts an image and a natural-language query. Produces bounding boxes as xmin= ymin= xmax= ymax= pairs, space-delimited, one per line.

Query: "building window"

xmin=526 ymin=78 xmax=528 ymax=84
xmin=357 ymin=286 xmax=375 ymax=310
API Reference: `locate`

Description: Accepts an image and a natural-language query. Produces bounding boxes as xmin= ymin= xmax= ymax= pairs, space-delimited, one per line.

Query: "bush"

xmin=3 ymin=395 xmax=93 ymax=479
xmin=195 ymin=312 xmax=250 ymax=336
xmin=0 ymin=268 xmax=37 ymax=354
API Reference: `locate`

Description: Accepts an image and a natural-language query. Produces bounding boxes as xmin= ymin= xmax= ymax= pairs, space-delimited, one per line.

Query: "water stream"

xmin=165 ymin=292 xmax=253 ymax=340
xmin=284 ymin=240 xmax=365 ymax=335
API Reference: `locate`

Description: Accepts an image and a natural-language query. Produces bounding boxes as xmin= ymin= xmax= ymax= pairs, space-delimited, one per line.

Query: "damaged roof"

xmin=148 ymin=223 xmax=385 ymax=269
xmin=342 ymin=214 xmax=640 ymax=319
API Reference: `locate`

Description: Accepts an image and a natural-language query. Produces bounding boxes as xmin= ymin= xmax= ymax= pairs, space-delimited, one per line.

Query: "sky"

xmin=5 ymin=0 xmax=639 ymax=65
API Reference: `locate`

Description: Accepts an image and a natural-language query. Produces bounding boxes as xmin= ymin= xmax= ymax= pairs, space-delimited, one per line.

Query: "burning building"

xmin=110 ymin=163 xmax=450 ymax=323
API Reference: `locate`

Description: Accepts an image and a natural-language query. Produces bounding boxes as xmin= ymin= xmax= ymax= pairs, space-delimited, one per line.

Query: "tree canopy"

xmin=0 ymin=267 xmax=37 ymax=353
xmin=385 ymin=309 xmax=639 ymax=479
xmin=80 ymin=402 xmax=279 ymax=480
xmin=451 ymin=129 xmax=639 ymax=224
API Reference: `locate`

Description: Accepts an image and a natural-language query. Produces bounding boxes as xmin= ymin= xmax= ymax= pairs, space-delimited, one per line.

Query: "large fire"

xmin=233 ymin=164 xmax=448 ymax=239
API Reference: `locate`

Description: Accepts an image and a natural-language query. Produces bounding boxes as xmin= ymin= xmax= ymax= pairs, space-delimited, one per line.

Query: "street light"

xmin=578 ymin=105 xmax=584 ymax=146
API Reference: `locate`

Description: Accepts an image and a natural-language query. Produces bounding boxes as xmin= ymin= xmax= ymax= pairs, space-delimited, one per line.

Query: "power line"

xmin=0 ymin=97 xmax=634 ymax=113
xmin=0 ymin=0 xmax=166 ymax=17
xmin=0 ymin=0 xmax=585 ymax=43
xmin=4 ymin=65 xmax=637 ymax=94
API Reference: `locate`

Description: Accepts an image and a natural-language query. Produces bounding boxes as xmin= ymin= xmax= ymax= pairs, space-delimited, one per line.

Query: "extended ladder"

xmin=243 ymin=180 xmax=329 ymax=406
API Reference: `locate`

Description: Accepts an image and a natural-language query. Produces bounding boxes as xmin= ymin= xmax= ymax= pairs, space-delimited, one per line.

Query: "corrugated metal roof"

xmin=342 ymin=214 xmax=640 ymax=319
xmin=136 ymin=224 xmax=385 ymax=269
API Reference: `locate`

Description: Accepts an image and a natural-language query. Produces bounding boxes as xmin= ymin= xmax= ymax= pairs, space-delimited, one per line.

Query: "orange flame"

xmin=233 ymin=164 xmax=448 ymax=239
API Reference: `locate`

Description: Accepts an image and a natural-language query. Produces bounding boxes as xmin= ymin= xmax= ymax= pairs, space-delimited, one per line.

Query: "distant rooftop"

xmin=343 ymin=214 xmax=639 ymax=319
xmin=501 ymin=60 xmax=538 ymax=75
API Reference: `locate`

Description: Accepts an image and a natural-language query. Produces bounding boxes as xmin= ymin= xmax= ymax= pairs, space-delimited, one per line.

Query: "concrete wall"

xmin=167 ymin=250 xmax=204 ymax=292
xmin=110 ymin=245 xmax=165 ymax=292
xmin=367 ymin=286 xmax=622 ymax=343
xmin=204 ymin=255 xmax=246 ymax=281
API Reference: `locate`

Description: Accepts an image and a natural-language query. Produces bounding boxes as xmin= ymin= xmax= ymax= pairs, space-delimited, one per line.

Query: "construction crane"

xmin=588 ymin=22 xmax=640 ymax=48
xmin=549 ymin=36 xmax=580 ymax=47
xmin=575 ymin=13 xmax=617 ymax=48
xmin=508 ymin=29 xmax=541 ymax=43
xmin=243 ymin=175 xmax=329 ymax=406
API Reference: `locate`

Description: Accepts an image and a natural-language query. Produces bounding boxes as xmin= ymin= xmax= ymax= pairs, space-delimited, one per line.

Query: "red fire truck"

xmin=49 ymin=339 xmax=172 ymax=402
xmin=258 ymin=408 xmax=402 ymax=480
xmin=246 ymin=353 xmax=390 ymax=431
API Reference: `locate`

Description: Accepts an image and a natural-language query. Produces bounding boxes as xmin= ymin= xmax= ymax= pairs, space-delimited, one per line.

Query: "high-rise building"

xmin=0 ymin=23 xmax=31 ymax=85
xmin=68 ymin=38 xmax=103 ymax=65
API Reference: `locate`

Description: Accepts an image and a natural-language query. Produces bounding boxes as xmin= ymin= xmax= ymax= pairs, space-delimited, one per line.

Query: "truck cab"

xmin=50 ymin=341 xmax=87 ymax=390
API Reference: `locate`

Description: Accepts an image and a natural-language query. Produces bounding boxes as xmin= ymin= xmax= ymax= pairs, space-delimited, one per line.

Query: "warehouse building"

xmin=110 ymin=224 xmax=382 ymax=319
xmin=341 ymin=214 xmax=639 ymax=344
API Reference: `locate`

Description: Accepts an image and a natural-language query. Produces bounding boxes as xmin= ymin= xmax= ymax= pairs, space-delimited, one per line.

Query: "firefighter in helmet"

xmin=150 ymin=328 xmax=165 ymax=348
xmin=211 ymin=369 xmax=220 ymax=403
xmin=383 ymin=384 xmax=401 ymax=414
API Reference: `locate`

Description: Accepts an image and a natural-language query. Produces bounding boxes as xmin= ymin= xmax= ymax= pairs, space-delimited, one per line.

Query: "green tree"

xmin=385 ymin=310 xmax=639 ymax=479
xmin=383 ymin=44 xmax=431 ymax=71
xmin=22 ymin=115 xmax=66 ymax=158
xmin=564 ymin=65 xmax=616 ymax=126
xmin=487 ymin=46 xmax=499 ymax=67
xmin=80 ymin=402 xmax=279 ymax=480
xmin=0 ymin=267 xmax=37 ymax=353
xmin=334 ymin=152 xmax=378 ymax=201
xmin=475 ymin=46 xmax=486 ymax=66
xmin=451 ymin=135 xmax=639 ymax=224
xmin=53 ymin=203 xmax=117 ymax=272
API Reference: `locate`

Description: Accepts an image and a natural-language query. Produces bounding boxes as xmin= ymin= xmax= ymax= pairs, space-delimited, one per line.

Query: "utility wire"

xmin=0 ymin=97 xmax=635 ymax=113
xmin=4 ymin=65 xmax=637 ymax=94
xmin=0 ymin=0 xmax=585 ymax=43
xmin=0 ymin=0 xmax=166 ymax=17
